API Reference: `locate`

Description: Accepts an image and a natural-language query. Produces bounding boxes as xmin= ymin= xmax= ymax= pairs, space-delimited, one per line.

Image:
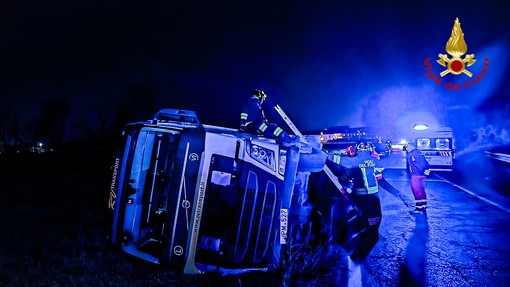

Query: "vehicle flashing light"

xmin=413 ymin=123 xmax=429 ymax=131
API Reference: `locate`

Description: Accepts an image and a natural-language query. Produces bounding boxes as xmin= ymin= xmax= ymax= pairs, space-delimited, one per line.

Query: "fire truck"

xmin=318 ymin=126 xmax=389 ymax=157
xmin=319 ymin=126 xmax=376 ymax=150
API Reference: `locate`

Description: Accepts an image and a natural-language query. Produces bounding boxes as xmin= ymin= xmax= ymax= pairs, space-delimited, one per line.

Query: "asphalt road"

xmin=356 ymin=164 xmax=510 ymax=287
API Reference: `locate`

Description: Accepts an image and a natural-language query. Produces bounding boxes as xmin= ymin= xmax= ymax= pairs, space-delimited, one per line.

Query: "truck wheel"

xmin=298 ymin=147 xmax=327 ymax=172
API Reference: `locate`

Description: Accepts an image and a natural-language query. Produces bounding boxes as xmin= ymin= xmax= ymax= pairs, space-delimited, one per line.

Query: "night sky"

xmin=2 ymin=0 xmax=510 ymax=147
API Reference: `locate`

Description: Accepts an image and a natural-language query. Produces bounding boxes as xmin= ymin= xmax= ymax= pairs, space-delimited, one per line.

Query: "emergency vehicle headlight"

xmin=435 ymin=138 xmax=450 ymax=150
xmin=249 ymin=144 xmax=275 ymax=171
xmin=417 ymin=138 xmax=431 ymax=148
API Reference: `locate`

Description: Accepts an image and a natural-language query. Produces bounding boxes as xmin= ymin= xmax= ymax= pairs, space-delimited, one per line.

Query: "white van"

xmin=406 ymin=126 xmax=455 ymax=172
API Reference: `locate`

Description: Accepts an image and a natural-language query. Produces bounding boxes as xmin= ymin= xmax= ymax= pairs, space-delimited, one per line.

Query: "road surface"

xmin=357 ymin=165 xmax=510 ymax=287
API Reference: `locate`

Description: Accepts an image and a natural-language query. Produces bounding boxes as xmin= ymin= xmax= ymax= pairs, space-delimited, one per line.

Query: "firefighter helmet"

xmin=366 ymin=142 xmax=376 ymax=152
xmin=356 ymin=141 xmax=368 ymax=151
xmin=253 ymin=89 xmax=267 ymax=101
xmin=346 ymin=146 xmax=357 ymax=157
xmin=406 ymin=141 xmax=417 ymax=152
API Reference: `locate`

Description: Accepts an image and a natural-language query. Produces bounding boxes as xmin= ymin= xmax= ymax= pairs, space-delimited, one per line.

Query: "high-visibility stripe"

xmin=241 ymin=113 xmax=248 ymax=120
xmin=368 ymin=217 xmax=381 ymax=225
xmin=258 ymin=122 xmax=268 ymax=132
xmin=359 ymin=166 xmax=379 ymax=194
xmin=333 ymin=154 xmax=341 ymax=164
xmin=273 ymin=127 xmax=283 ymax=136
xmin=366 ymin=184 xmax=379 ymax=194
xmin=416 ymin=199 xmax=427 ymax=203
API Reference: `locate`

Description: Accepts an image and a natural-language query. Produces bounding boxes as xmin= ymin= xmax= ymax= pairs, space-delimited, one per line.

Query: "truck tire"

xmin=298 ymin=147 xmax=327 ymax=172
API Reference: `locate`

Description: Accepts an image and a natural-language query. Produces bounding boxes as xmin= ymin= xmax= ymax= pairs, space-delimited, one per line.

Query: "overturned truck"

xmin=108 ymin=108 xmax=381 ymax=275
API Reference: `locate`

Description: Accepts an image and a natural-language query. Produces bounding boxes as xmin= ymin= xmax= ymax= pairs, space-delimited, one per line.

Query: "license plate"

xmin=280 ymin=208 xmax=288 ymax=244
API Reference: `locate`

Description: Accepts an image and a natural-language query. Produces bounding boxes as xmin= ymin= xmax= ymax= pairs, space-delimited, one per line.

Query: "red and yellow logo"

xmin=437 ymin=18 xmax=476 ymax=77
xmin=424 ymin=17 xmax=489 ymax=90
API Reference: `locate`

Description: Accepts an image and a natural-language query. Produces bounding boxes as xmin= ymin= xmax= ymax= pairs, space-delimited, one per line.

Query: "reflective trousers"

xmin=245 ymin=120 xmax=291 ymax=142
xmin=410 ymin=175 xmax=427 ymax=208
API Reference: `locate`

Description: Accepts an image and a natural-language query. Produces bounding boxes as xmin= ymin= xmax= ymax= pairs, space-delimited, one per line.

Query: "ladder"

xmin=274 ymin=104 xmax=346 ymax=195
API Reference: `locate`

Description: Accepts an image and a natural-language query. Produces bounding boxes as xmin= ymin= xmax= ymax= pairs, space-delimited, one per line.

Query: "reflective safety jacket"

xmin=407 ymin=149 xmax=430 ymax=176
xmin=240 ymin=96 xmax=266 ymax=126
xmin=332 ymin=150 xmax=380 ymax=194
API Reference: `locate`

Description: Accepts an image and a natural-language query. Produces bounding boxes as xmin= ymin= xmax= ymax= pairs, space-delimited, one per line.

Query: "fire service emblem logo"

xmin=424 ymin=17 xmax=489 ymax=91
xmin=437 ymin=17 xmax=475 ymax=77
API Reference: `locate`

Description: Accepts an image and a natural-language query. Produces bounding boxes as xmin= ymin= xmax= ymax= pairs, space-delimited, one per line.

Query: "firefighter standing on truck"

xmin=239 ymin=89 xmax=299 ymax=144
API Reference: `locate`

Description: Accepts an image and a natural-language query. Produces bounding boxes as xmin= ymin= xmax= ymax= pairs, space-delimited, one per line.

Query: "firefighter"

xmin=329 ymin=143 xmax=382 ymax=193
xmin=336 ymin=143 xmax=381 ymax=214
xmin=406 ymin=141 xmax=430 ymax=212
xmin=327 ymin=142 xmax=382 ymax=261
xmin=365 ymin=141 xmax=381 ymax=159
xmin=239 ymin=89 xmax=299 ymax=144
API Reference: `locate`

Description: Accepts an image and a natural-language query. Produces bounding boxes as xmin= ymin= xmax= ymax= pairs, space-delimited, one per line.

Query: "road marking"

xmin=434 ymin=174 xmax=510 ymax=214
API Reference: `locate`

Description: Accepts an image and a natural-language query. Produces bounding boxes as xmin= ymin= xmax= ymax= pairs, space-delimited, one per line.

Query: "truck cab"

xmin=108 ymin=108 xmax=380 ymax=276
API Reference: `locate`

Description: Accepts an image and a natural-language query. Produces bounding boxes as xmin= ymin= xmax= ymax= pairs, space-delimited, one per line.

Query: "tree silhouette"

xmin=109 ymin=83 xmax=156 ymax=139
xmin=0 ymin=104 xmax=12 ymax=152
xmin=39 ymin=97 xmax=69 ymax=149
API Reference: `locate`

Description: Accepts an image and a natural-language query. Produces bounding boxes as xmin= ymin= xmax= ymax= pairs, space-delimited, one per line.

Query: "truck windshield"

xmin=128 ymin=128 xmax=180 ymax=253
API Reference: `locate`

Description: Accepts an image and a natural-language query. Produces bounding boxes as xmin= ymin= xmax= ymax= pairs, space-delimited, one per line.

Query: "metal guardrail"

xmin=484 ymin=151 xmax=510 ymax=164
